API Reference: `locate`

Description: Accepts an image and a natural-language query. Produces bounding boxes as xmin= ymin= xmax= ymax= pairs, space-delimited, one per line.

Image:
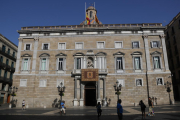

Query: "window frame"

xmin=151 ymin=41 xmax=160 ymax=48
xmin=21 ymin=57 xmax=31 ymax=73
xmin=132 ymin=41 xmax=140 ymax=48
xmin=135 ymin=78 xmax=143 ymax=86
xmin=20 ymin=79 xmax=27 ymax=87
xmin=114 ymin=52 xmax=125 ymax=73
xmin=156 ymin=77 xmax=164 ymax=85
xmin=114 ymin=41 xmax=123 ymax=48
xmin=151 ymin=52 xmax=162 ymax=71
xmin=42 ymin=43 xmax=50 ymax=50
xmin=24 ymin=43 xmax=32 ymax=51
xmin=58 ymin=42 xmax=66 ymax=50
xmin=75 ymin=42 xmax=84 ymax=49
xmin=97 ymin=41 xmax=105 ymax=49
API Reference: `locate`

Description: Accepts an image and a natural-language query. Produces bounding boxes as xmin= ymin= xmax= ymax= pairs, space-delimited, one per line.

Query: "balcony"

xmin=11 ymin=67 xmax=15 ymax=72
xmin=72 ymin=69 xmax=108 ymax=76
xmin=0 ymin=76 xmax=12 ymax=84
xmin=0 ymin=61 xmax=6 ymax=69
xmin=0 ymin=47 xmax=16 ymax=61
xmin=5 ymin=64 xmax=11 ymax=71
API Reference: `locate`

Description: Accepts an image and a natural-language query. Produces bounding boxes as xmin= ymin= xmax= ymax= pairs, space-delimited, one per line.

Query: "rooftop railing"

xmin=21 ymin=23 xmax=162 ymax=30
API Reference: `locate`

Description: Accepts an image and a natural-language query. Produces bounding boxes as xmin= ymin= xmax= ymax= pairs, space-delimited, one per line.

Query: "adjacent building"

xmin=165 ymin=12 xmax=180 ymax=101
xmin=0 ymin=34 xmax=17 ymax=104
xmin=13 ymin=7 xmax=173 ymax=108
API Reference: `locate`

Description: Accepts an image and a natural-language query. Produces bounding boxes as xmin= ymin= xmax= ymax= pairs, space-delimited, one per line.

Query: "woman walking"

xmin=96 ymin=102 xmax=102 ymax=117
xmin=139 ymin=100 xmax=146 ymax=119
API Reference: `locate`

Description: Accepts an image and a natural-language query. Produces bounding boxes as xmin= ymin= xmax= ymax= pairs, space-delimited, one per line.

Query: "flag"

xmin=86 ymin=14 xmax=90 ymax=25
xmin=95 ymin=15 xmax=99 ymax=24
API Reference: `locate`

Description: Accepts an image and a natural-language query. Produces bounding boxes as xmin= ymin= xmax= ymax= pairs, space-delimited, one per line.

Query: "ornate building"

xmin=165 ymin=12 xmax=180 ymax=101
xmin=13 ymin=7 xmax=173 ymax=108
xmin=0 ymin=34 xmax=17 ymax=105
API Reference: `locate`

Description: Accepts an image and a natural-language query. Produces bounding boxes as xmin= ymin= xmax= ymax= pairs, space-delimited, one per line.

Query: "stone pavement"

xmin=0 ymin=103 xmax=180 ymax=120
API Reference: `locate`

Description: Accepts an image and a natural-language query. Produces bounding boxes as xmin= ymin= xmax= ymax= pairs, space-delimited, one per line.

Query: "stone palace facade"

xmin=13 ymin=7 xmax=174 ymax=108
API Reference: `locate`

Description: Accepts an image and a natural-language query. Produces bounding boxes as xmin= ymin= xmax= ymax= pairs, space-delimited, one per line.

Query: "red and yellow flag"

xmin=86 ymin=14 xmax=90 ymax=25
xmin=95 ymin=15 xmax=99 ymax=24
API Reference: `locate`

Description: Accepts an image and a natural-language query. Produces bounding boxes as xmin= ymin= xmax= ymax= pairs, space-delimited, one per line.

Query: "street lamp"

xmin=164 ymin=81 xmax=172 ymax=105
xmin=9 ymin=86 xmax=18 ymax=108
xmin=114 ymin=81 xmax=122 ymax=101
xmin=57 ymin=82 xmax=65 ymax=108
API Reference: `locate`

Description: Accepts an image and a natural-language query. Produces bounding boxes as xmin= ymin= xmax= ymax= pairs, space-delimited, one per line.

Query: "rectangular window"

xmin=0 ymin=56 xmax=3 ymax=62
xmin=153 ymin=56 xmax=161 ymax=69
xmin=98 ymin=57 xmax=105 ymax=69
xmin=97 ymin=42 xmax=105 ymax=48
xmin=132 ymin=42 xmax=139 ymax=48
xmin=13 ymin=52 xmax=15 ymax=58
xmin=76 ymin=58 xmax=81 ymax=69
xmin=59 ymin=43 xmax=66 ymax=49
xmin=172 ymin=27 xmax=175 ymax=34
xmin=11 ymin=62 xmax=14 ymax=68
xmin=157 ymin=78 xmax=163 ymax=85
xmin=134 ymin=57 xmax=141 ymax=69
xmin=75 ymin=43 xmax=83 ymax=49
xmin=43 ymin=44 xmax=49 ymax=50
xmin=152 ymin=41 xmax=159 ymax=48
xmin=58 ymin=58 xmax=63 ymax=70
xmin=23 ymin=58 xmax=29 ymax=70
xmin=39 ymin=80 xmax=47 ymax=87
xmin=4 ymin=71 xmax=7 ymax=78
xmin=136 ymin=79 xmax=143 ymax=86
xmin=8 ymin=48 xmax=10 ymax=54
xmin=26 ymin=44 xmax=30 ymax=50
xmin=2 ymin=45 xmax=6 ymax=52
xmin=10 ymin=73 xmax=13 ymax=80
xmin=20 ymin=79 xmax=27 ymax=87
xmin=6 ymin=59 xmax=9 ymax=65
xmin=116 ymin=57 xmax=123 ymax=70
xmin=115 ymin=42 xmax=122 ymax=48
xmin=41 ymin=58 xmax=47 ymax=70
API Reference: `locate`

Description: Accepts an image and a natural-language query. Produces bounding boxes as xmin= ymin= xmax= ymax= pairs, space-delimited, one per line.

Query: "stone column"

xmin=94 ymin=56 xmax=97 ymax=68
xmin=83 ymin=56 xmax=86 ymax=69
xmin=15 ymin=38 xmax=23 ymax=73
xmin=73 ymin=78 xmax=78 ymax=106
xmin=160 ymin=34 xmax=169 ymax=71
xmin=143 ymin=35 xmax=151 ymax=71
xmin=32 ymin=36 xmax=39 ymax=74
xmin=97 ymin=78 xmax=101 ymax=103
xmin=80 ymin=83 xmax=84 ymax=106
xmin=103 ymin=78 xmax=106 ymax=100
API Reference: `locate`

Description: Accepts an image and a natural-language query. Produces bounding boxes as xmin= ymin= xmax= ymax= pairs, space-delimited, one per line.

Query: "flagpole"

xmin=94 ymin=2 xmax=95 ymax=24
xmin=85 ymin=2 xmax=86 ymax=25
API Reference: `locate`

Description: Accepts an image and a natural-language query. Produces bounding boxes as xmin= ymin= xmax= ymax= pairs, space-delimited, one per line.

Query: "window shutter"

xmin=132 ymin=42 xmax=134 ymax=48
xmin=158 ymin=41 xmax=161 ymax=47
xmin=150 ymin=42 xmax=152 ymax=48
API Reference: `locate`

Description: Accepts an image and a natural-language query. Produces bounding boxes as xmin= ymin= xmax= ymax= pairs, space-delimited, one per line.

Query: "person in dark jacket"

xmin=139 ymin=100 xmax=146 ymax=119
xmin=96 ymin=102 xmax=102 ymax=117
xmin=117 ymin=99 xmax=123 ymax=119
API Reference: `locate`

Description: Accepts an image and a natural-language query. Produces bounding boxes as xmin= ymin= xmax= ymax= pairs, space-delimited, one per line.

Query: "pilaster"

xmin=73 ymin=78 xmax=78 ymax=106
xmin=15 ymin=38 xmax=23 ymax=73
xmin=97 ymin=78 xmax=101 ymax=103
xmin=31 ymin=36 xmax=39 ymax=74
xmin=160 ymin=34 xmax=169 ymax=71
xmin=143 ymin=35 xmax=151 ymax=71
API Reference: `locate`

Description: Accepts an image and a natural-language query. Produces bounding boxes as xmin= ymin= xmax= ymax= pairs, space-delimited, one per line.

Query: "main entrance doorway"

xmin=84 ymin=83 xmax=96 ymax=106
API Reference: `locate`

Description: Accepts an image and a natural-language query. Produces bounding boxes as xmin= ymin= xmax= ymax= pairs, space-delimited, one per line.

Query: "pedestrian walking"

xmin=96 ymin=102 xmax=102 ymax=117
xmin=148 ymin=97 xmax=154 ymax=116
xmin=22 ymin=100 xmax=25 ymax=110
xmin=60 ymin=101 xmax=66 ymax=114
xmin=117 ymin=99 xmax=123 ymax=119
xmin=139 ymin=100 xmax=146 ymax=119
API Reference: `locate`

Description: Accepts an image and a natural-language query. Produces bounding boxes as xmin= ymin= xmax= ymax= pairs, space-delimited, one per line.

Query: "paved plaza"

xmin=0 ymin=103 xmax=180 ymax=120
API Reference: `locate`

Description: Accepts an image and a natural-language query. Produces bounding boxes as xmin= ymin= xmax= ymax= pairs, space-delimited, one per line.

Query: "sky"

xmin=0 ymin=0 xmax=180 ymax=46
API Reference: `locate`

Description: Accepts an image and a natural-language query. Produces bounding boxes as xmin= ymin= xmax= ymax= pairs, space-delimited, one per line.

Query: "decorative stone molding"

xmin=34 ymin=36 xmax=39 ymax=41
xmin=21 ymin=53 xmax=32 ymax=57
xmin=113 ymin=51 xmax=125 ymax=56
xmin=131 ymin=51 xmax=142 ymax=55
xmin=18 ymin=38 xmax=23 ymax=42
xmin=142 ymin=34 xmax=148 ymax=39
xmin=150 ymin=51 xmax=162 ymax=55
xmin=160 ymin=34 xmax=165 ymax=38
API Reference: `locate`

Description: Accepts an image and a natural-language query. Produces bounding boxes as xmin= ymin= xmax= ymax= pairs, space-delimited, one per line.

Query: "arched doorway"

xmin=84 ymin=83 xmax=96 ymax=106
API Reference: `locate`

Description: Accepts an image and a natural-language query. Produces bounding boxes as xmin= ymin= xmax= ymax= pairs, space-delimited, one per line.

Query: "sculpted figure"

xmin=87 ymin=59 xmax=94 ymax=68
